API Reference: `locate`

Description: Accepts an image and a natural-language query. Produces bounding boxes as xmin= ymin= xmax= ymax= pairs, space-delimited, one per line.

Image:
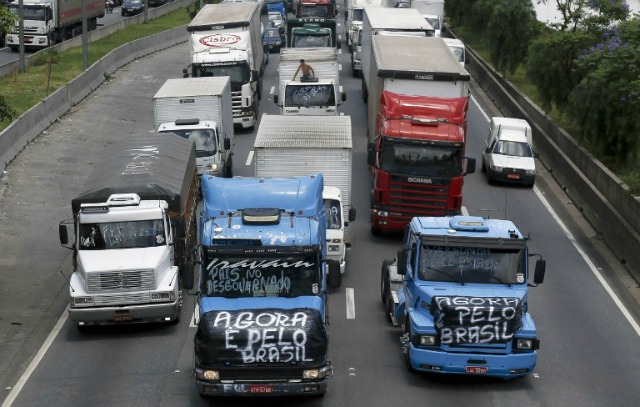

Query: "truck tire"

xmin=403 ymin=320 xmax=415 ymax=372
xmin=380 ymin=260 xmax=391 ymax=304
xmin=224 ymin=156 xmax=233 ymax=178
xmin=362 ymin=81 xmax=368 ymax=103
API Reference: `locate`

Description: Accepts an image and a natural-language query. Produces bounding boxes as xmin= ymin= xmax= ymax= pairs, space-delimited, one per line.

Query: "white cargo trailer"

xmin=254 ymin=115 xmax=355 ymax=278
xmin=367 ymin=36 xmax=470 ymax=138
xmin=153 ymin=77 xmax=235 ymax=177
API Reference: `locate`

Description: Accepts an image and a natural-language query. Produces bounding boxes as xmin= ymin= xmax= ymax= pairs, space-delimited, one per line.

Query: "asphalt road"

xmin=1 ymin=6 xmax=640 ymax=407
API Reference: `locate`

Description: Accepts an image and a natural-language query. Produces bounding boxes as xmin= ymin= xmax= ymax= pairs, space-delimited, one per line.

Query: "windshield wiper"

xmin=425 ymin=266 xmax=465 ymax=286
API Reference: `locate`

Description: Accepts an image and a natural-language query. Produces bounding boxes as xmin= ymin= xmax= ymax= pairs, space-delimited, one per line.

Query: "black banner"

xmin=195 ymin=308 xmax=328 ymax=366
xmin=431 ymin=296 xmax=522 ymax=344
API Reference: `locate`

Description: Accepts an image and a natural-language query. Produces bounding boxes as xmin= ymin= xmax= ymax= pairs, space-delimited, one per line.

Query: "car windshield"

xmin=285 ymin=84 xmax=336 ymax=107
xmin=448 ymin=46 xmax=465 ymax=63
xmin=380 ymin=140 xmax=463 ymax=178
xmin=9 ymin=5 xmax=46 ymax=20
xmin=79 ymin=220 xmax=165 ymax=250
xmin=493 ymin=140 xmax=533 ymax=157
xmin=293 ymin=34 xmax=331 ymax=47
xmin=419 ymin=245 xmax=526 ymax=285
xmin=324 ymin=199 xmax=342 ymax=230
xmin=265 ymin=30 xmax=281 ymax=39
xmin=201 ymin=253 xmax=322 ymax=298
xmin=166 ymin=129 xmax=217 ymax=157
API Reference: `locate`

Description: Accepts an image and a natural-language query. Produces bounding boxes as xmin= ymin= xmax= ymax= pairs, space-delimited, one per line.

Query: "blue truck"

xmin=193 ymin=174 xmax=339 ymax=397
xmin=381 ymin=215 xmax=546 ymax=378
xmin=266 ymin=0 xmax=286 ymax=16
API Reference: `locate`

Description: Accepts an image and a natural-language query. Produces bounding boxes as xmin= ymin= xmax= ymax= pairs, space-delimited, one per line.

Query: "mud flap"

xmin=392 ymin=288 xmax=406 ymax=327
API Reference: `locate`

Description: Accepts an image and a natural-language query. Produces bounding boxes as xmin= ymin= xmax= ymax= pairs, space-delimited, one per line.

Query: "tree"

xmin=0 ymin=4 xmax=18 ymax=122
xmin=485 ymin=0 xmax=537 ymax=75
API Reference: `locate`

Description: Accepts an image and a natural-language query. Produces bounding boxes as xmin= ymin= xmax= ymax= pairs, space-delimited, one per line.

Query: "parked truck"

xmin=58 ymin=134 xmax=198 ymax=327
xmin=273 ymin=47 xmax=345 ymax=115
xmin=5 ymin=0 xmax=104 ymax=51
xmin=286 ymin=16 xmax=339 ymax=48
xmin=193 ymin=174 xmax=338 ymax=397
xmin=366 ymin=37 xmax=473 ymax=234
xmin=153 ymin=77 xmax=235 ymax=177
xmin=296 ymin=0 xmax=336 ymax=18
xmin=358 ymin=6 xmax=433 ymax=87
xmin=381 ymin=215 xmax=546 ymax=378
xmin=254 ymin=114 xmax=356 ymax=281
xmin=346 ymin=0 xmax=383 ymax=51
xmin=184 ymin=2 xmax=265 ymax=130
xmin=409 ymin=0 xmax=444 ymax=37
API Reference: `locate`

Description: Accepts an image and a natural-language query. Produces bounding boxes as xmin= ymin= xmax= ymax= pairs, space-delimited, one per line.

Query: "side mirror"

xmin=59 ymin=224 xmax=69 ymax=245
xmin=337 ymin=41 xmax=341 ymax=50
xmin=533 ymin=259 xmax=546 ymax=285
xmin=367 ymin=143 xmax=376 ymax=166
xmin=327 ymin=260 xmax=341 ymax=288
xmin=397 ymin=244 xmax=409 ymax=272
xmin=223 ymin=137 xmax=231 ymax=151
xmin=182 ymin=68 xmax=189 ymax=78
xmin=341 ymin=92 xmax=347 ymax=102
xmin=273 ymin=94 xmax=279 ymax=104
xmin=465 ymin=157 xmax=476 ymax=175
xmin=182 ymin=262 xmax=195 ymax=291
xmin=251 ymin=70 xmax=259 ymax=81
xmin=348 ymin=207 xmax=356 ymax=222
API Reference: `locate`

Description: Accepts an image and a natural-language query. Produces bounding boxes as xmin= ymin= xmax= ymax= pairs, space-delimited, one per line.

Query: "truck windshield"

xmin=353 ymin=9 xmax=363 ymax=22
xmin=380 ymin=140 xmax=463 ymax=178
xmin=293 ymin=34 xmax=331 ymax=47
xmin=424 ymin=17 xmax=441 ymax=30
xmin=493 ymin=140 xmax=533 ymax=157
xmin=78 ymin=220 xmax=166 ymax=250
xmin=165 ymin=129 xmax=217 ymax=157
xmin=201 ymin=254 xmax=322 ymax=298
xmin=419 ymin=245 xmax=526 ymax=285
xmin=195 ymin=64 xmax=250 ymax=85
xmin=9 ymin=5 xmax=46 ymax=21
xmin=299 ymin=6 xmax=330 ymax=17
xmin=324 ymin=199 xmax=342 ymax=230
xmin=448 ymin=46 xmax=465 ymax=63
xmin=285 ymin=84 xmax=336 ymax=107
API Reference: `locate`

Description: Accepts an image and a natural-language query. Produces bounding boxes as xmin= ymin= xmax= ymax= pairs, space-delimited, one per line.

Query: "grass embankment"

xmin=0 ymin=8 xmax=191 ymax=130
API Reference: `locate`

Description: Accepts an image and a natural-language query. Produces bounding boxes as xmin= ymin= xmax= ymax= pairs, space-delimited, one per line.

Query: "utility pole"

xmin=18 ymin=0 xmax=25 ymax=72
xmin=82 ymin=0 xmax=88 ymax=70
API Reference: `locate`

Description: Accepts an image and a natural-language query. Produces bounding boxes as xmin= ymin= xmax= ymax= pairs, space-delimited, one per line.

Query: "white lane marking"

xmin=346 ymin=287 xmax=355 ymax=319
xmin=534 ymin=187 xmax=640 ymax=337
xmin=246 ymin=150 xmax=254 ymax=166
xmin=472 ymin=94 xmax=491 ymax=123
xmin=462 ymin=206 xmax=469 ymax=216
xmin=2 ymin=308 xmax=69 ymax=407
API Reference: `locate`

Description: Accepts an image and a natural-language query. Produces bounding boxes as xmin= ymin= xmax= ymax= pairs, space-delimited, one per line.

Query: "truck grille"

xmin=93 ymin=293 xmax=152 ymax=305
xmin=441 ymin=342 xmax=510 ymax=354
xmin=388 ymin=175 xmax=451 ymax=221
xmin=87 ymin=270 xmax=154 ymax=292
xmin=231 ymin=91 xmax=242 ymax=116
xmin=220 ymin=367 xmax=304 ymax=382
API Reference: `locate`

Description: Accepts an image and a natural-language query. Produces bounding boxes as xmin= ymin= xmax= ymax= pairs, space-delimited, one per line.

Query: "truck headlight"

xmin=195 ymin=368 xmax=220 ymax=380
xmin=376 ymin=210 xmax=389 ymax=217
xmin=417 ymin=335 xmax=438 ymax=346
xmin=515 ymin=338 xmax=534 ymax=350
xmin=525 ymin=169 xmax=536 ymax=175
xmin=303 ymin=368 xmax=326 ymax=379
xmin=205 ymin=163 xmax=219 ymax=173
xmin=72 ymin=297 xmax=94 ymax=307
xmin=328 ymin=245 xmax=340 ymax=252
xmin=151 ymin=291 xmax=175 ymax=302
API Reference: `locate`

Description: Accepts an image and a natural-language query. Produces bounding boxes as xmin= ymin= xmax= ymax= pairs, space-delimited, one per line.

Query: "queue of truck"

xmin=49 ymin=0 xmax=545 ymax=398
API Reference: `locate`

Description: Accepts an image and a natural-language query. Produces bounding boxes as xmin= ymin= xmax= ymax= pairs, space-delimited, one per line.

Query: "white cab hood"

xmin=78 ymin=247 xmax=170 ymax=274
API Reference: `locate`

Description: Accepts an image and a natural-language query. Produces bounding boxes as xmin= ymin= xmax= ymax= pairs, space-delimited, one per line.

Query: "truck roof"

xmin=254 ymin=115 xmax=352 ymax=149
xmin=201 ymin=174 xmax=324 ymax=219
xmin=153 ymin=77 xmax=231 ymax=99
xmin=380 ymin=91 xmax=467 ymax=142
xmin=373 ymin=36 xmax=470 ymax=81
xmin=364 ymin=7 xmax=432 ymax=30
xmin=187 ymin=3 xmax=258 ymax=32
xmin=71 ymin=134 xmax=196 ymax=215
xmin=411 ymin=216 xmax=527 ymax=249
xmin=279 ymin=47 xmax=338 ymax=62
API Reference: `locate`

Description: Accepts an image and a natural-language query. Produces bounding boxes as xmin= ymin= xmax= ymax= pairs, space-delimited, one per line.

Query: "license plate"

xmin=507 ymin=173 xmax=521 ymax=180
xmin=466 ymin=366 xmax=488 ymax=374
xmin=249 ymin=385 xmax=273 ymax=394
xmin=113 ymin=313 xmax=133 ymax=322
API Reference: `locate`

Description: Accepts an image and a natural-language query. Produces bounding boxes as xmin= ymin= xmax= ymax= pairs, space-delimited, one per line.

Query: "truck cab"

xmin=323 ymin=186 xmax=356 ymax=277
xmin=381 ymin=215 xmax=546 ymax=378
xmin=296 ymin=0 xmax=337 ymax=18
xmin=481 ymin=117 xmax=535 ymax=187
xmin=274 ymin=78 xmax=345 ymax=115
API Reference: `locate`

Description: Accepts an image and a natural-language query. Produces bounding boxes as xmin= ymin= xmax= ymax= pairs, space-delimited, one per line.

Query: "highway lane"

xmin=2 ymin=12 xmax=640 ymax=407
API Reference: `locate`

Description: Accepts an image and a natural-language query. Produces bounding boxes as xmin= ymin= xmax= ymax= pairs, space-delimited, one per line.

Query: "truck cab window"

xmin=324 ymin=199 xmax=342 ymax=230
xmin=79 ymin=219 xmax=165 ymax=250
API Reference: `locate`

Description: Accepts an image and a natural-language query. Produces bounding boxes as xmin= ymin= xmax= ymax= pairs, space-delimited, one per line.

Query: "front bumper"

xmin=69 ymin=300 xmax=180 ymax=325
xmin=408 ymin=345 xmax=537 ymax=378
xmin=196 ymin=379 xmax=327 ymax=397
xmin=352 ymin=59 xmax=361 ymax=70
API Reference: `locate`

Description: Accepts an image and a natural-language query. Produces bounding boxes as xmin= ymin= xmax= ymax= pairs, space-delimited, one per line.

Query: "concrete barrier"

xmin=449 ymin=28 xmax=640 ymax=277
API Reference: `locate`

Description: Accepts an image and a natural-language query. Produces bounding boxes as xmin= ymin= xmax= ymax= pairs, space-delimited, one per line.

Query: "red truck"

xmin=367 ymin=91 xmax=476 ymax=235
xmin=296 ymin=0 xmax=337 ymax=18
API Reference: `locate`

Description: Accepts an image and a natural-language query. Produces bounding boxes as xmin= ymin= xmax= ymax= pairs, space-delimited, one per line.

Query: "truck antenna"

xmin=59 ymin=270 xmax=75 ymax=293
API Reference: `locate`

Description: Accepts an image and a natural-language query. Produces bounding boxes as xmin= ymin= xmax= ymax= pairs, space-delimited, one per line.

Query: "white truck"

xmin=254 ymin=114 xmax=356 ymax=281
xmin=345 ymin=0 xmax=383 ymax=51
xmin=5 ymin=0 xmax=104 ymax=51
xmin=409 ymin=0 xmax=444 ymax=37
xmin=153 ymin=77 xmax=235 ymax=177
xmin=366 ymin=36 xmax=470 ymax=138
xmin=184 ymin=2 xmax=265 ymax=130
xmin=58 ymin=134 xmax=199 ymax=327
xmin=359 ymin=7 xmax=434 ymax=91
xmin=272 ymin=47 xmax=346 ymax=115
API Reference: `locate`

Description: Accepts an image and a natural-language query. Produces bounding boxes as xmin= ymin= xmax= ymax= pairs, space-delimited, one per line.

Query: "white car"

xmin=482 ymin=117 xmax=536 ymax=187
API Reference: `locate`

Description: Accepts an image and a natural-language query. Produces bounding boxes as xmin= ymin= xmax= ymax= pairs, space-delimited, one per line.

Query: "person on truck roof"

xmin=293 ymin=59 xmax=315 ymax=81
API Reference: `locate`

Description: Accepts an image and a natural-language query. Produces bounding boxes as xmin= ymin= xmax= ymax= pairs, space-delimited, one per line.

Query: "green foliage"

xmin=0 ymin=94 xmax=15 ymax=122
xmin=0 ymin=4 xmax=18 ymax=34
xmin=485 ymin=0 xmax=536 ymax=75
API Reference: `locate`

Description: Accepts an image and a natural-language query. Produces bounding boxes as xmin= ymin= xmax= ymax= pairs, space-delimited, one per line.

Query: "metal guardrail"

xmin=447 ymin=27 xmax=640 ymax=279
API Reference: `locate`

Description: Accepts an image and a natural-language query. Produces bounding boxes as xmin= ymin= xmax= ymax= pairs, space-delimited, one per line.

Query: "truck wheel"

xmin=403 ymin=320 xmax=415 ymax=372
xmin=327 ymin=261 xmax=341 ymax=288
xmin=380 ymin=260 xmax=391 ymax=304
xmin=362 ymin=81 xmax=368 ymax=103
xmin=224 ymin=156 xmax=233 ymax=178
xmin=371 ymin=225 xmax=382 ymax=236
